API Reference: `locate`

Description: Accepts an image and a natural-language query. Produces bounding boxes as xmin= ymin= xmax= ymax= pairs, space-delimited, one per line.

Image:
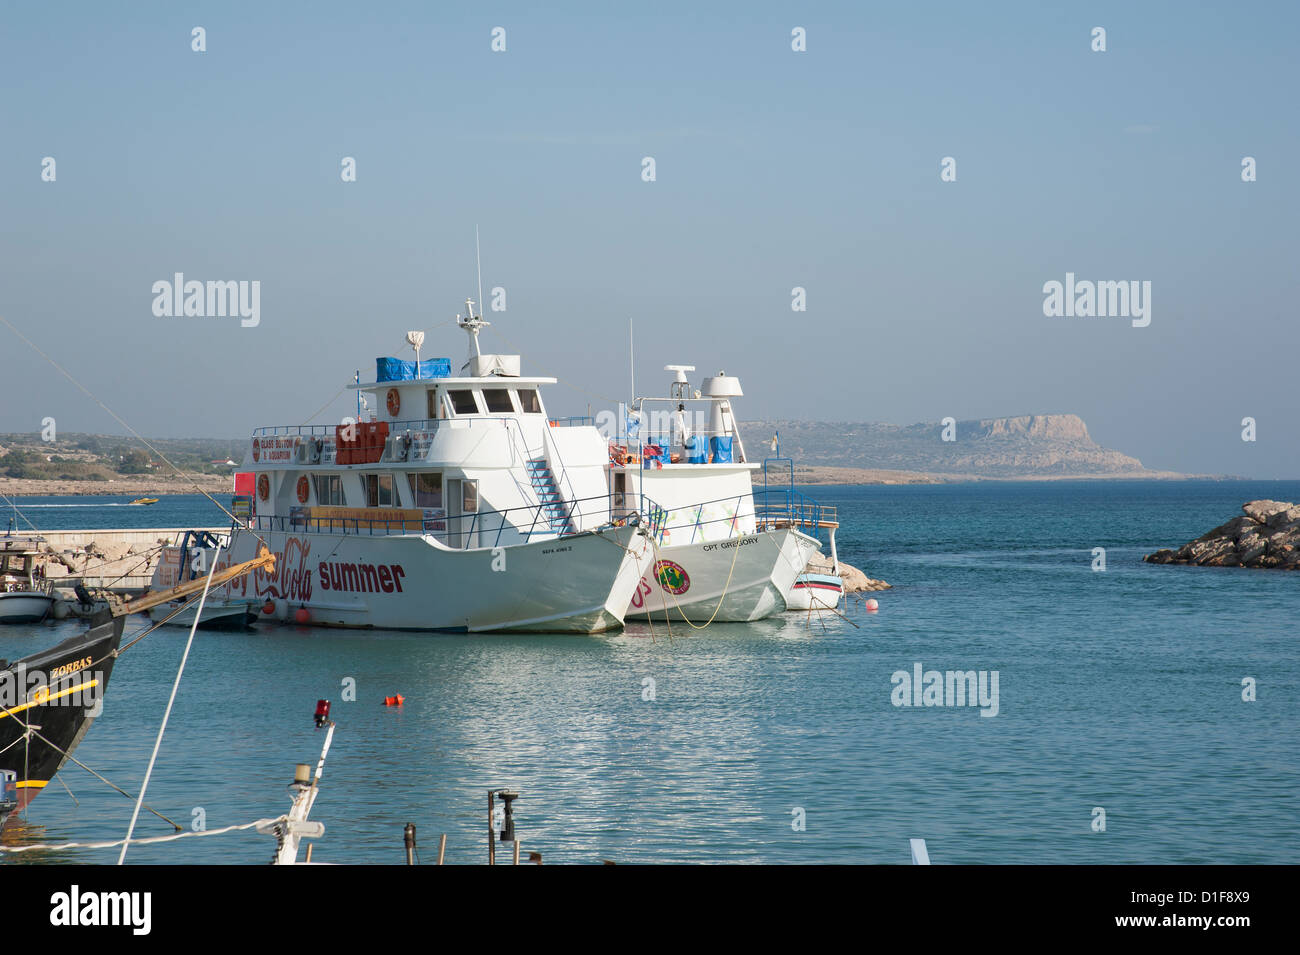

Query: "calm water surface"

xmin=2 ymin=481 xmax=1297 ymax=864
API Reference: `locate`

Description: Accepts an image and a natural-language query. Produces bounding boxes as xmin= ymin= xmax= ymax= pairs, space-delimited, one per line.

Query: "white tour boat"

xmin=0 ymin=534 xmax=55 ymax=624
xmin=216 ymin=303 xmax=652 ymax=633
xmin=610 ymin=367 xmax=825 ymax=623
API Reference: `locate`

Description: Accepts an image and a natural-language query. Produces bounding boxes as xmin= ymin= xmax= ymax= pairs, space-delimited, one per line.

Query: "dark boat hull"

xmin=0 ymin=615 xmax=124 ymax=822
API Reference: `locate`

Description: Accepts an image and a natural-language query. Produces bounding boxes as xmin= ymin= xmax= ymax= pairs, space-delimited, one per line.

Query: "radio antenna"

xmin=475 ymin=225 xmax=484 ymax=320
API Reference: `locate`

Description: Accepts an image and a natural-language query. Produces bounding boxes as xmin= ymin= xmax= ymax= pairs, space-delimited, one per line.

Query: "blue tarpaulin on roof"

xmin=376 ymin=357 xmax=452 ymax=381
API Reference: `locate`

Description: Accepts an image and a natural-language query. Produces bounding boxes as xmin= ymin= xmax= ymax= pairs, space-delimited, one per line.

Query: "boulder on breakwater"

xmin=804 ymin=552 xmax=891 ymax=591
xmin=1145 ymin=500 xmax=1300 ymax=569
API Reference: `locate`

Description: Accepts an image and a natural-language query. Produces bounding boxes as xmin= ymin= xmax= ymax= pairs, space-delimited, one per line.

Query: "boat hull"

xmin=624 ymin=527 xmax=821 ymax=623
xmin=148 ymin=599 xmax=259 ymax=630
xmin=219 ymin=522 xmax=651 ymax=633
xmin=1 ymin=615 xmax=124 ymax=821
xmin=0 ymin=593 xmax=54 ymax=624
xmin=785 ymin=572 xmax=845 ymax=611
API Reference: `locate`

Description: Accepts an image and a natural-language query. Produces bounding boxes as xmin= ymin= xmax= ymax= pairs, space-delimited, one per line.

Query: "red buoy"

xmin=865 ymin=598 xmax=879 ymax=612
xmin=294 ymin=607 xmax=310 ymax=624
xmin=262 ymin=599 xmax=276 ymax=615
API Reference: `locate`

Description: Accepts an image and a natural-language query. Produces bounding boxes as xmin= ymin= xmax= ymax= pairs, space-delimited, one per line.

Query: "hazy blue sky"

xmin=1 ymin=1 xmax=1295 ymax=476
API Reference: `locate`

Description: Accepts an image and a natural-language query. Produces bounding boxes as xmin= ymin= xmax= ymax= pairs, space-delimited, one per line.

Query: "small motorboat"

xmin=0 ymin=534 xmax=55 ymax=624
xmin=128 ymin=498 xmax=159 ymax=506
xmin=146 ymin=531 xmax=259 ymax=629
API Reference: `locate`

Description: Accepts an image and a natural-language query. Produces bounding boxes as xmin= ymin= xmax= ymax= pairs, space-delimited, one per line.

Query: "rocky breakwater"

xmin=805 ymin=552 xmax=891 ymax=591
xmin=40 ymin=538 xmax=168 ymax=587
xmin=1145 ymin=500 xmax=1300 ymax=569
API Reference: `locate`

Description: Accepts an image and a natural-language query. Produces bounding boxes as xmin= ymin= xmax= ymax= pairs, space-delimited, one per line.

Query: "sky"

xmin=1 ymin=1 xmax=1296 ymax=477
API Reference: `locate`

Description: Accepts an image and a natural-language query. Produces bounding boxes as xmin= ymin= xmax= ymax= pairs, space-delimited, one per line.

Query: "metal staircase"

xmin=525 ymin=459 xmax=575 ymax=536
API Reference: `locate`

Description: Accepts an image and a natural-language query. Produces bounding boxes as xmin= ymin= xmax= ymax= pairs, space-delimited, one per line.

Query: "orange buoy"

xmin=262 ymin=599 xmax=276 ymax=615
xmin=294 ymin=607 xmax=310 ymax=624
xmin=384 ymin=694 xmax=405 ymax=707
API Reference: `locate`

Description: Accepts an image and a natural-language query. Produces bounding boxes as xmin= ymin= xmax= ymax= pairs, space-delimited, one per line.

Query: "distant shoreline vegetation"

xmin=0 ymin=432 xmax=242 ymax=483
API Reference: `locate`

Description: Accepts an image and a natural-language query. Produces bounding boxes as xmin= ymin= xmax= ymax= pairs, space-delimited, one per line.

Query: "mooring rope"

xmin=0 ymin=816 xmax=284 ymax=854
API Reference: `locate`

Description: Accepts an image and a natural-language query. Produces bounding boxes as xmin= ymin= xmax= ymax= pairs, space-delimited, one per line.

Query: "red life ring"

xmin=257 ymin=473 xmax=270 ymax=501
xmin=387 ymin=388 xmax=401 ymax=417
xmin=251 ymin=438 xmax=260 ymax=462
xmin=296 ymin=475 xmax=309 ymax=503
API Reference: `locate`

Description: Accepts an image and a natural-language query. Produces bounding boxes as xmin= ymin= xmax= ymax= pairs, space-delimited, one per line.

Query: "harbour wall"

xmin=37 ymin=526 xmax=226 ymax=591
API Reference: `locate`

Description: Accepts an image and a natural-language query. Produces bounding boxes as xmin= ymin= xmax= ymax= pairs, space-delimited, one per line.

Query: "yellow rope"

xmin=646 ymin=522 xmax=747 ymax=631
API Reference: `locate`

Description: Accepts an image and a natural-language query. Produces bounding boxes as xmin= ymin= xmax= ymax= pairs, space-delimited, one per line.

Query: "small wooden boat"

xmin=128 ymin=497 xmax=159 ymax=506
xmin=786 ymin=571 xmax=845 ymax=611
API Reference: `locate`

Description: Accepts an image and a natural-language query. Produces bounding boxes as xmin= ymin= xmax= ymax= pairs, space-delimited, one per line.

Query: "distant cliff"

xmin=743 ymin=414 xmax=1156 ymax=478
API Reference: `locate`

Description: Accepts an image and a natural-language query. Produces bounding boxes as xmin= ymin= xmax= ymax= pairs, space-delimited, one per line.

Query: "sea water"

xmin=1 ymin=480 xmax=1296 ymax=864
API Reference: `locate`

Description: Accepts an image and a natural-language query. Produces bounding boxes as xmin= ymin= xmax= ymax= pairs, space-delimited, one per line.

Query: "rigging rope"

xmin=0 ymin=816 xmax=285 ymax=854
xmin=117 ymin=542 xmax=223 ymax=864
xmin=0 ymin=313 xmax=267 ymax=551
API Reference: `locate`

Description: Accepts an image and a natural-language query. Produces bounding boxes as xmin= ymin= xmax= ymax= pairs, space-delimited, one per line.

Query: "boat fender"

xmin=294 ymin=606 xmax=310 ymax=624
xmin=261 ymin=599 xmax=276 ymax=615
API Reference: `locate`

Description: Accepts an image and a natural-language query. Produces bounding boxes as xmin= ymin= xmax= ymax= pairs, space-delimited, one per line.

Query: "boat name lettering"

xmin=49 ymin=657 xmax=93 ymax=680
xmin=541 ymin=546 xmax=573 ymax=555
xmin=702 ymin=535 xmax=757 ymax=552
xmin=319 ymin=561 xmax=406 ymax=594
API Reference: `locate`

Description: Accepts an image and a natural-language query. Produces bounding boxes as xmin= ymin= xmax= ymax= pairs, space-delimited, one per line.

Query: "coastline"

xmin=792 ymin=466 xmax=1226 ymax=486
xmin=0 ymin=474 xmax=232 ymax=497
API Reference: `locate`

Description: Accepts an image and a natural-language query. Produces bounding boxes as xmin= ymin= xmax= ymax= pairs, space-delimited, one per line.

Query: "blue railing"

xmin=753 ymin=486 xmax=837 ymax=530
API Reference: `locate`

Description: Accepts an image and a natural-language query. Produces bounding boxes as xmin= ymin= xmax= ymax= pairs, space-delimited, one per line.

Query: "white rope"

xmin=0 ymin=816 xmax=284 ymax=854
xmin=116 ymin=542 xmax=222 ymax=864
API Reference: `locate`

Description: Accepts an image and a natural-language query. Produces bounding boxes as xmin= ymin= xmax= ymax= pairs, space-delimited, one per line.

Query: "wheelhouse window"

xmin=364 ymin=473 xmax=397 ymax=507
xmin=516 ymin=389 xmax=542 ymax=414
xmin=483 ymin=388 xmax=513 ymax=413
xmin=313 ymin=474 xmax=345 ymax=506
xmin=448 ymin=390 xmax=479 ymax=415
xmin=408 ymin=472 xmax=443 ymax=508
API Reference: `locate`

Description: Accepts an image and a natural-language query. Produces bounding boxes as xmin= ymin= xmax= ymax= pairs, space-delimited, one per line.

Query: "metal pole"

xmin=404 ymin=822 xmax=416 ymax=865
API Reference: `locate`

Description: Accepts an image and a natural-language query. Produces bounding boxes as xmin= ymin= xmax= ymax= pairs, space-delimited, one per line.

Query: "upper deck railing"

xmin=252 ymin=415 xmax=595 ymax=439
xmin=248 ymin=491 xmax=640 ymax=548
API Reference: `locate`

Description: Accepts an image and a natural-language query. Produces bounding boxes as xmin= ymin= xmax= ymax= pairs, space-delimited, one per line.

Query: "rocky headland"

xmin=1145 ymin=500 xmax=1300 ymax=570
xmin=746 ymin=414 xmax=1198 ymax=479
xmin=805 ymin=552 xmax=891 ymax=592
